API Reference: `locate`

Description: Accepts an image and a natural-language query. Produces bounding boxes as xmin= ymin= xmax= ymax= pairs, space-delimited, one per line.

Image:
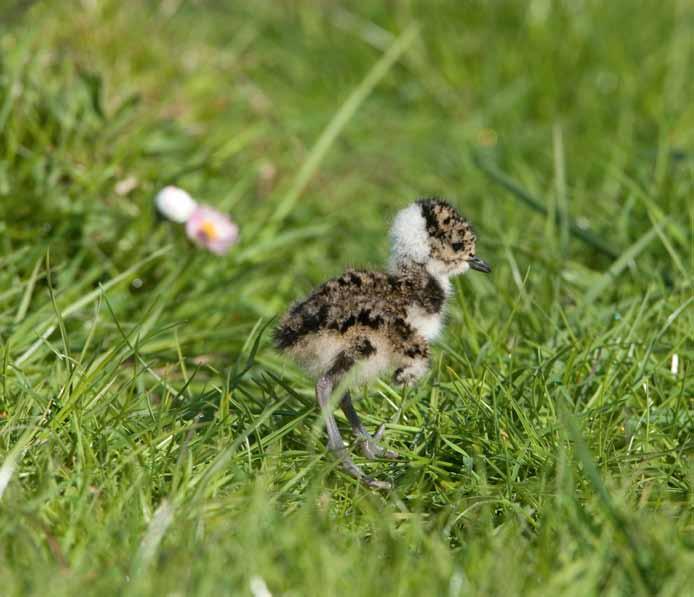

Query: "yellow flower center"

xmin=199 ymin=220 xmax=219 ymax=240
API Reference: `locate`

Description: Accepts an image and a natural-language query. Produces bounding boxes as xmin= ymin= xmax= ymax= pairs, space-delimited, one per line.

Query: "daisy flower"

xmin=155 ymin=186 xmax=239 ymax=255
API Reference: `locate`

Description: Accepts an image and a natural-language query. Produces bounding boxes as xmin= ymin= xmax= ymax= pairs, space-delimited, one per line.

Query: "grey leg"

xmin=316 ymin=376 xmax=347 ymax=453
xmin=340 ymin=392 xmax=398 ymax=460
xmin=316 ymin=375 xmax=391 ymax=490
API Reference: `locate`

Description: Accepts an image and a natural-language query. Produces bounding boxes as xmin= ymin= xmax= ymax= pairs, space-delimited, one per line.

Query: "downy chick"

xmin=274 ymin=198 xmax=491 ymax=489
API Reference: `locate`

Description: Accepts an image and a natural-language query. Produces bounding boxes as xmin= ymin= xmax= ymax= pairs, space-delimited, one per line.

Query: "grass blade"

xmin=558 ymin=400 xmax=655 ymax=595
xmin=132 ymin=499 xmax=175 ymax=577
xmin=13 ymin=246 xmax=171 ymax=366
xmin=472 ymin=153 xmax=618 ymax=259
xmin=584 ymin=223 xmax=661 ymax=303
xmin=271 ymin=23 xmax=419 ymax=225
xmin=13 ymin=254 xmax=42 ymax=324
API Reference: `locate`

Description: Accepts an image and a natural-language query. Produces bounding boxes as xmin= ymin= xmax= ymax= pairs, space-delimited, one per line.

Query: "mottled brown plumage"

xmin=275 ymin=198 xmax=491 ymax=489
xmin=274 ymin=266 xmax=441 ymax=382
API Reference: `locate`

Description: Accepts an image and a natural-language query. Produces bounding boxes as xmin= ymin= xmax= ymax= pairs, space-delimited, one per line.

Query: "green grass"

xmin=1 ymin=1 xmax=693 ymax=595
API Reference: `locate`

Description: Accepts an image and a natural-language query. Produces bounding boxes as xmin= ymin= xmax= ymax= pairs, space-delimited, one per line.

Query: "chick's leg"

xmin=316 ymin=354 xmax=391 ymax=490
xmin=315 ymin=375 xmax=346 ymax=453
xmin=340 ymin=392 xmax=398 ymax=460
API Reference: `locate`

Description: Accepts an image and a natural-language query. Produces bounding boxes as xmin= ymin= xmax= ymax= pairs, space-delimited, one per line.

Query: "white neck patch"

xmin=388 ymin=203 xmax=430 ymax=271
xmin=425 ymin=261 xmax=452 ymax=296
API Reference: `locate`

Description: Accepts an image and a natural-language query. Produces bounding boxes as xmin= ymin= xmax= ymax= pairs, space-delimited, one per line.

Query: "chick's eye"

xmin=452 ymin=241 xmax=464 ymax=251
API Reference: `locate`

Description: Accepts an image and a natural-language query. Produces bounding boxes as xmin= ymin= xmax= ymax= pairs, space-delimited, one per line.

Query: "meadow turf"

xmin=1 ymin=1 xmax=693 ymax=595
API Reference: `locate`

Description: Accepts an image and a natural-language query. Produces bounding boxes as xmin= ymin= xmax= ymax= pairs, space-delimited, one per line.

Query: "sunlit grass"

xmin=1 ymin=1 xmax=693 ymax=595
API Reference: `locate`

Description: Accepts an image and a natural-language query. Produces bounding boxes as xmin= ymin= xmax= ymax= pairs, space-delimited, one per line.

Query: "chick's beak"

xmin=468 ymin=255 xmax=491 ymax=273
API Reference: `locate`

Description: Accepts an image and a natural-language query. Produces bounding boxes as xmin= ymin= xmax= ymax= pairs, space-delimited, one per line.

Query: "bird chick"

xmin=274 ymin=198 xmax=491 ymax=489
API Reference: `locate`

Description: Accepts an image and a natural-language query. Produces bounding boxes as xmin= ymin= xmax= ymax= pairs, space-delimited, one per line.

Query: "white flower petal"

xmin=250 ymin=576 xmax=272 ymax=597
xmin=155 ymin=186 xmax=198 ymax=223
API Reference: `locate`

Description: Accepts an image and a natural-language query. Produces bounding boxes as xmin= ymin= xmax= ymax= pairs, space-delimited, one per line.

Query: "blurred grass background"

xmin=0 ymin=1 xmax=693 ymax=595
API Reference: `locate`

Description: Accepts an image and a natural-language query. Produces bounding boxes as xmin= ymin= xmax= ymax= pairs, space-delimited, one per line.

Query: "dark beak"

xmin=468 ymin=256 xmax=491 ymax=273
